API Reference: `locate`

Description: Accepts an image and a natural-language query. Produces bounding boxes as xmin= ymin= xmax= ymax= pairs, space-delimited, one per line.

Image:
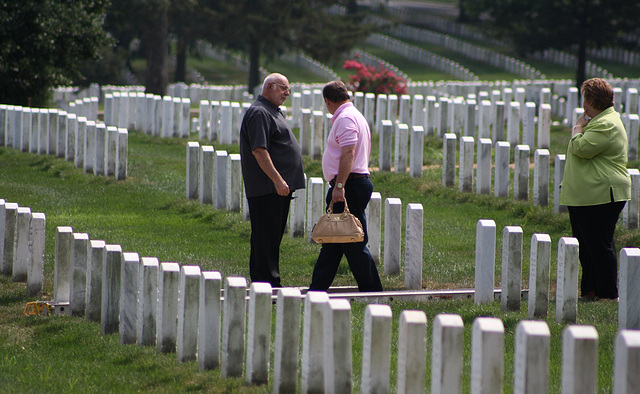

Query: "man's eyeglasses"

xmin=273 ymin=83 xmax=290 ymax=93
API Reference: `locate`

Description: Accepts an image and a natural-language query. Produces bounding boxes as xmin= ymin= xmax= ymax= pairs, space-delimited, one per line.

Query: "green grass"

xmin=1 ymin=115 xmax=637 ymax=391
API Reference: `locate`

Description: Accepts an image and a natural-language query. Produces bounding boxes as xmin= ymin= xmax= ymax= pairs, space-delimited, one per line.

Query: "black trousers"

xmin=247 ymin=193 xmax=291 ymax=287
xmin=309 ymin=177 xmax=383 ymax=292
xmin=568 ymin=200 xmax=626 ymax=299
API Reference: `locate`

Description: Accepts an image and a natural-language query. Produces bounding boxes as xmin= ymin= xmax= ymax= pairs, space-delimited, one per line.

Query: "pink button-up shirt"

xmin=322 ymin=102 xmax=371 ymax=182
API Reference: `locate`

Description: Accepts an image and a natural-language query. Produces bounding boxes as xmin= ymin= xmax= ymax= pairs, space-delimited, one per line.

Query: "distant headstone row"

xmin=0 ymin=103 xmax=128 ymax=179
xmin=533 ymin=48 xmax=614 ymax=80
xmin=366 ymin=33 xmax=477 ymax=81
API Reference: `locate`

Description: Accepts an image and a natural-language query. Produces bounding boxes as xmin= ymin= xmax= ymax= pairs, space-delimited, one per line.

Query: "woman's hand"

xmin=572 ymin=113 xmax=591 ymax=135
xmin=576 ymin=112 xmax=591 ymax=128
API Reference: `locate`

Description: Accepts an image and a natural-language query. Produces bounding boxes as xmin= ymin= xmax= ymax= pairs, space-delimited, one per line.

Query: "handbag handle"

xmin=326 ymin=199 xmax=350 ymax=216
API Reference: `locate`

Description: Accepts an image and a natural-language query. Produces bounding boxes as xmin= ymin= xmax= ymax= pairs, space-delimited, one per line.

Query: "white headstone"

xmin=301 ymin=291 xmax=329 ymax=394
xmin=404 ymin=203 xmax=423 ymax=290
xmin=431 ymin=314 xmax=464 ymax=394
xmin=156 ymin=262 xmax=180 ymax=353
xmin=396 ymin=310 xmax=427 ymax=394
xmin=85 ymin=239 xmax=106 ymax=322
xmin=443 ymin=133 xmax=457 ymax=187
xmin=494 ymin=141 xmax=510 ymax=197
xmin=119 ymin=252 xmax=140 ymax=344
xmin=383 ymin=198 xmax=402 ymax=275
xmin=613 ymin=329 xmax=640 ymax=394
xmin=366 ymin=192 xmax=382 ymax=265
xmin=514 ymin=320 xmax=550 ymax=394
xmin=323 ymin=299 xmax=352 ymax=394
xmin=475 ymin=219 xmax=496 ymax=304
xmin=137 ymin=257 xmax=158 ymax=346
xmin=198 ymin=271 xmax=222 ymax=371
xmin=533 ymin=149 xmax=549 ymax=206
xmin=221 ymin=276 xmax=247 ymax=378
xmin=26 ymin=212 xmax=46 ymax=297
xmin=246 ymin=282 xmax=272 ymax=384
xmin=514 ymin=145 xmax=530 ymax=200
xmin=361 ymin=304 xmax=392 ymax=394
xmin=619 ymin=248 xmax=640 ymax=329
xmin=13 ymin=207 xmax=31 ymax=283
xmin=562 ymin=325 xmax=598 ymax=394
xmin=476 ymin=138 xmax=492 ymax=194
xmin=379 ymin=120 xmax=393 ymax=171
xmin=69 ymin=232 xmax=89 ymax=316
xmin=177 ymin=265 xmax=201 ymax=362
xmin=214 ymin=150 xmax=228 ymax=210
xmin=273 ymin=288 xmax=302 ymax=393
xmin=101 ymin=244 xmax=122 ymax=335
xmin=501 ymin=226 xmax=523 ymax=311
xmin=471 ymin=317 xmax=505 ymax=394
xmin=556 ymin=237 xmax=579 ymax=323
xmin=528 ymin=233 xmax=551 ymax=318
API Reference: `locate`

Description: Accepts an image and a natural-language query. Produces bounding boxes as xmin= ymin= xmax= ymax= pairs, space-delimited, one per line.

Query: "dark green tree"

xmin=170 ymin=0 xmax=217 ymax=83
xmin=0 ymin=0 xmax=112 ymax=107
xmin=291 ymin=1 xmax=376 ymax=67
xmin=466 ymin=0 xmax=640 ymax=88
xmin=211 ymin=0 xmax=372 ymax=94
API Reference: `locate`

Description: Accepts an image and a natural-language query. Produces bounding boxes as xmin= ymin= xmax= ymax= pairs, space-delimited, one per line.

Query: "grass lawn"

xmin=1 ymin=112 xmax=637 ymax=391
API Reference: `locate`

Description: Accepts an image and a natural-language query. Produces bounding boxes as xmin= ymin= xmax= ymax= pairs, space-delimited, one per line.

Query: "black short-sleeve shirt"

xmin=240 ymin=95 xmax=305 ymax=198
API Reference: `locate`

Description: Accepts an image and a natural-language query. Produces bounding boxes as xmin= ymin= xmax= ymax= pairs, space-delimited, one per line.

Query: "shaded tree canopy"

xmin=211 ymin=0 xmax=373 ymax=93
xmin=0 ymin=0 xmax=112 ymax=107
xmin=102 ymin=0 xmax=373 ymax=94
xmin=466 ymin=0 xmax=640 ymax=87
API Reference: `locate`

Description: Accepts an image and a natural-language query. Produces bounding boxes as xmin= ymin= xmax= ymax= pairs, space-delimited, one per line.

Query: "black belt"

xmin=329 ymin=173 xmax=369 ymax=187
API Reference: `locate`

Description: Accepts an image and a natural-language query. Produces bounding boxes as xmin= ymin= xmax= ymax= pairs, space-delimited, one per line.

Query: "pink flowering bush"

xmin=343 ymin=58 xmax=407 ymax=95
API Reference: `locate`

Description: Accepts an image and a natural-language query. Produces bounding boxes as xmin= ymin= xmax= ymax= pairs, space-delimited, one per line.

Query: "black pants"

xmin=309 ymin=177 xmax=383 ymax=292
xmin=247 ymin=193 xmax=291 ymax=287
xmin=568 ymin=200 xmax=626 ymax=299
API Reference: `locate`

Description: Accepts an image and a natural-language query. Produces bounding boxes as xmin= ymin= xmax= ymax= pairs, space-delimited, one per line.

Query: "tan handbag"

xmin=311 ymin=199 xmax=365 ymax=243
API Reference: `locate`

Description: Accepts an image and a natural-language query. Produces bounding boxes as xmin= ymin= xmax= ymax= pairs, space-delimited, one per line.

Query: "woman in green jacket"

xmin=559 ymin=78 xmax=631 ymax=301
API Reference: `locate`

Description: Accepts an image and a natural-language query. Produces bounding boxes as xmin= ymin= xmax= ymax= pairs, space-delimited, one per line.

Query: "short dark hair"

xmin=323 ymin=80 xmax=350 ymax=103
xmin=581 ymin=78 xmax=614 ymax=111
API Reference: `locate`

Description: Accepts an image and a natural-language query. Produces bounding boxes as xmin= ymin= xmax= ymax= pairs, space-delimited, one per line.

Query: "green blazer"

xmin=559 ymin=106 xmax=631 ymax=206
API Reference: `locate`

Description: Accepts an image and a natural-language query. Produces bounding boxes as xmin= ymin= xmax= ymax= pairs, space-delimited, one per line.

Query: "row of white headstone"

xmin=474 ymin=219 xmax=640 ymax=331
xmin=384 ymin=2 xmax=507 ymax=49
xmin=0 ymin=199 xmax=46 ymax=297
xmin=47 ymin=226 xmax=640 ymax=393
xmin=533 ymin=48 xmax=613 ymax=80
xmin=167 ymin=80 xmax=252 ymax=104
xmin=365 ymin=33 xmax=477 ymax=81
xmin=0 ymin=103 xmax=128 ymax=179
xmin=378 ymin=25 xmax=545 ymax=80
xmin=380 ymin=19 xmax=546 ymax=80
xmin=588 ymin=46 xmax=640 ymax=68
xmin=439 ymin=133 xmax=640 ymax=228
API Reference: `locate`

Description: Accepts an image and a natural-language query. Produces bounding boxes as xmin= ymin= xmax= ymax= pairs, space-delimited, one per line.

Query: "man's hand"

xmin=331 ymin=185 xmax=345 ymax=203
xmin=275 ymin=179 xmax=290 ymax=196
xmin=252 ymin=147 xmax=290 ymax=196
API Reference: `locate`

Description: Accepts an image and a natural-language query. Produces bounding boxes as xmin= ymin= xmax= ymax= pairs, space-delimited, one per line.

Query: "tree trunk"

xmin=346 ymin=0 xmax=357 ymax=15
xmin=143 ymin=2 xmax=169 ymax=96
xmin=175 ymin=36 xmax=187 ymax=83
xmin=576 ymin=35 xmax=587 ymax=91
xmin=248 ymin=38 xmax=261 ymax=96
xmin=458 ymin=0 xmax=469 ymax=22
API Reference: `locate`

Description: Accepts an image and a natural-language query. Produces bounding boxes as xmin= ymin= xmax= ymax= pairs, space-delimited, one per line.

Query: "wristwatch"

xmin=336 ymin=182 xmax=344 ymax=189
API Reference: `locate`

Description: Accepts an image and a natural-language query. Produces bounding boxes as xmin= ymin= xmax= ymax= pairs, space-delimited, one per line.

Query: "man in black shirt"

xmin=240 ymin=73 xmax=305 ymax=287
